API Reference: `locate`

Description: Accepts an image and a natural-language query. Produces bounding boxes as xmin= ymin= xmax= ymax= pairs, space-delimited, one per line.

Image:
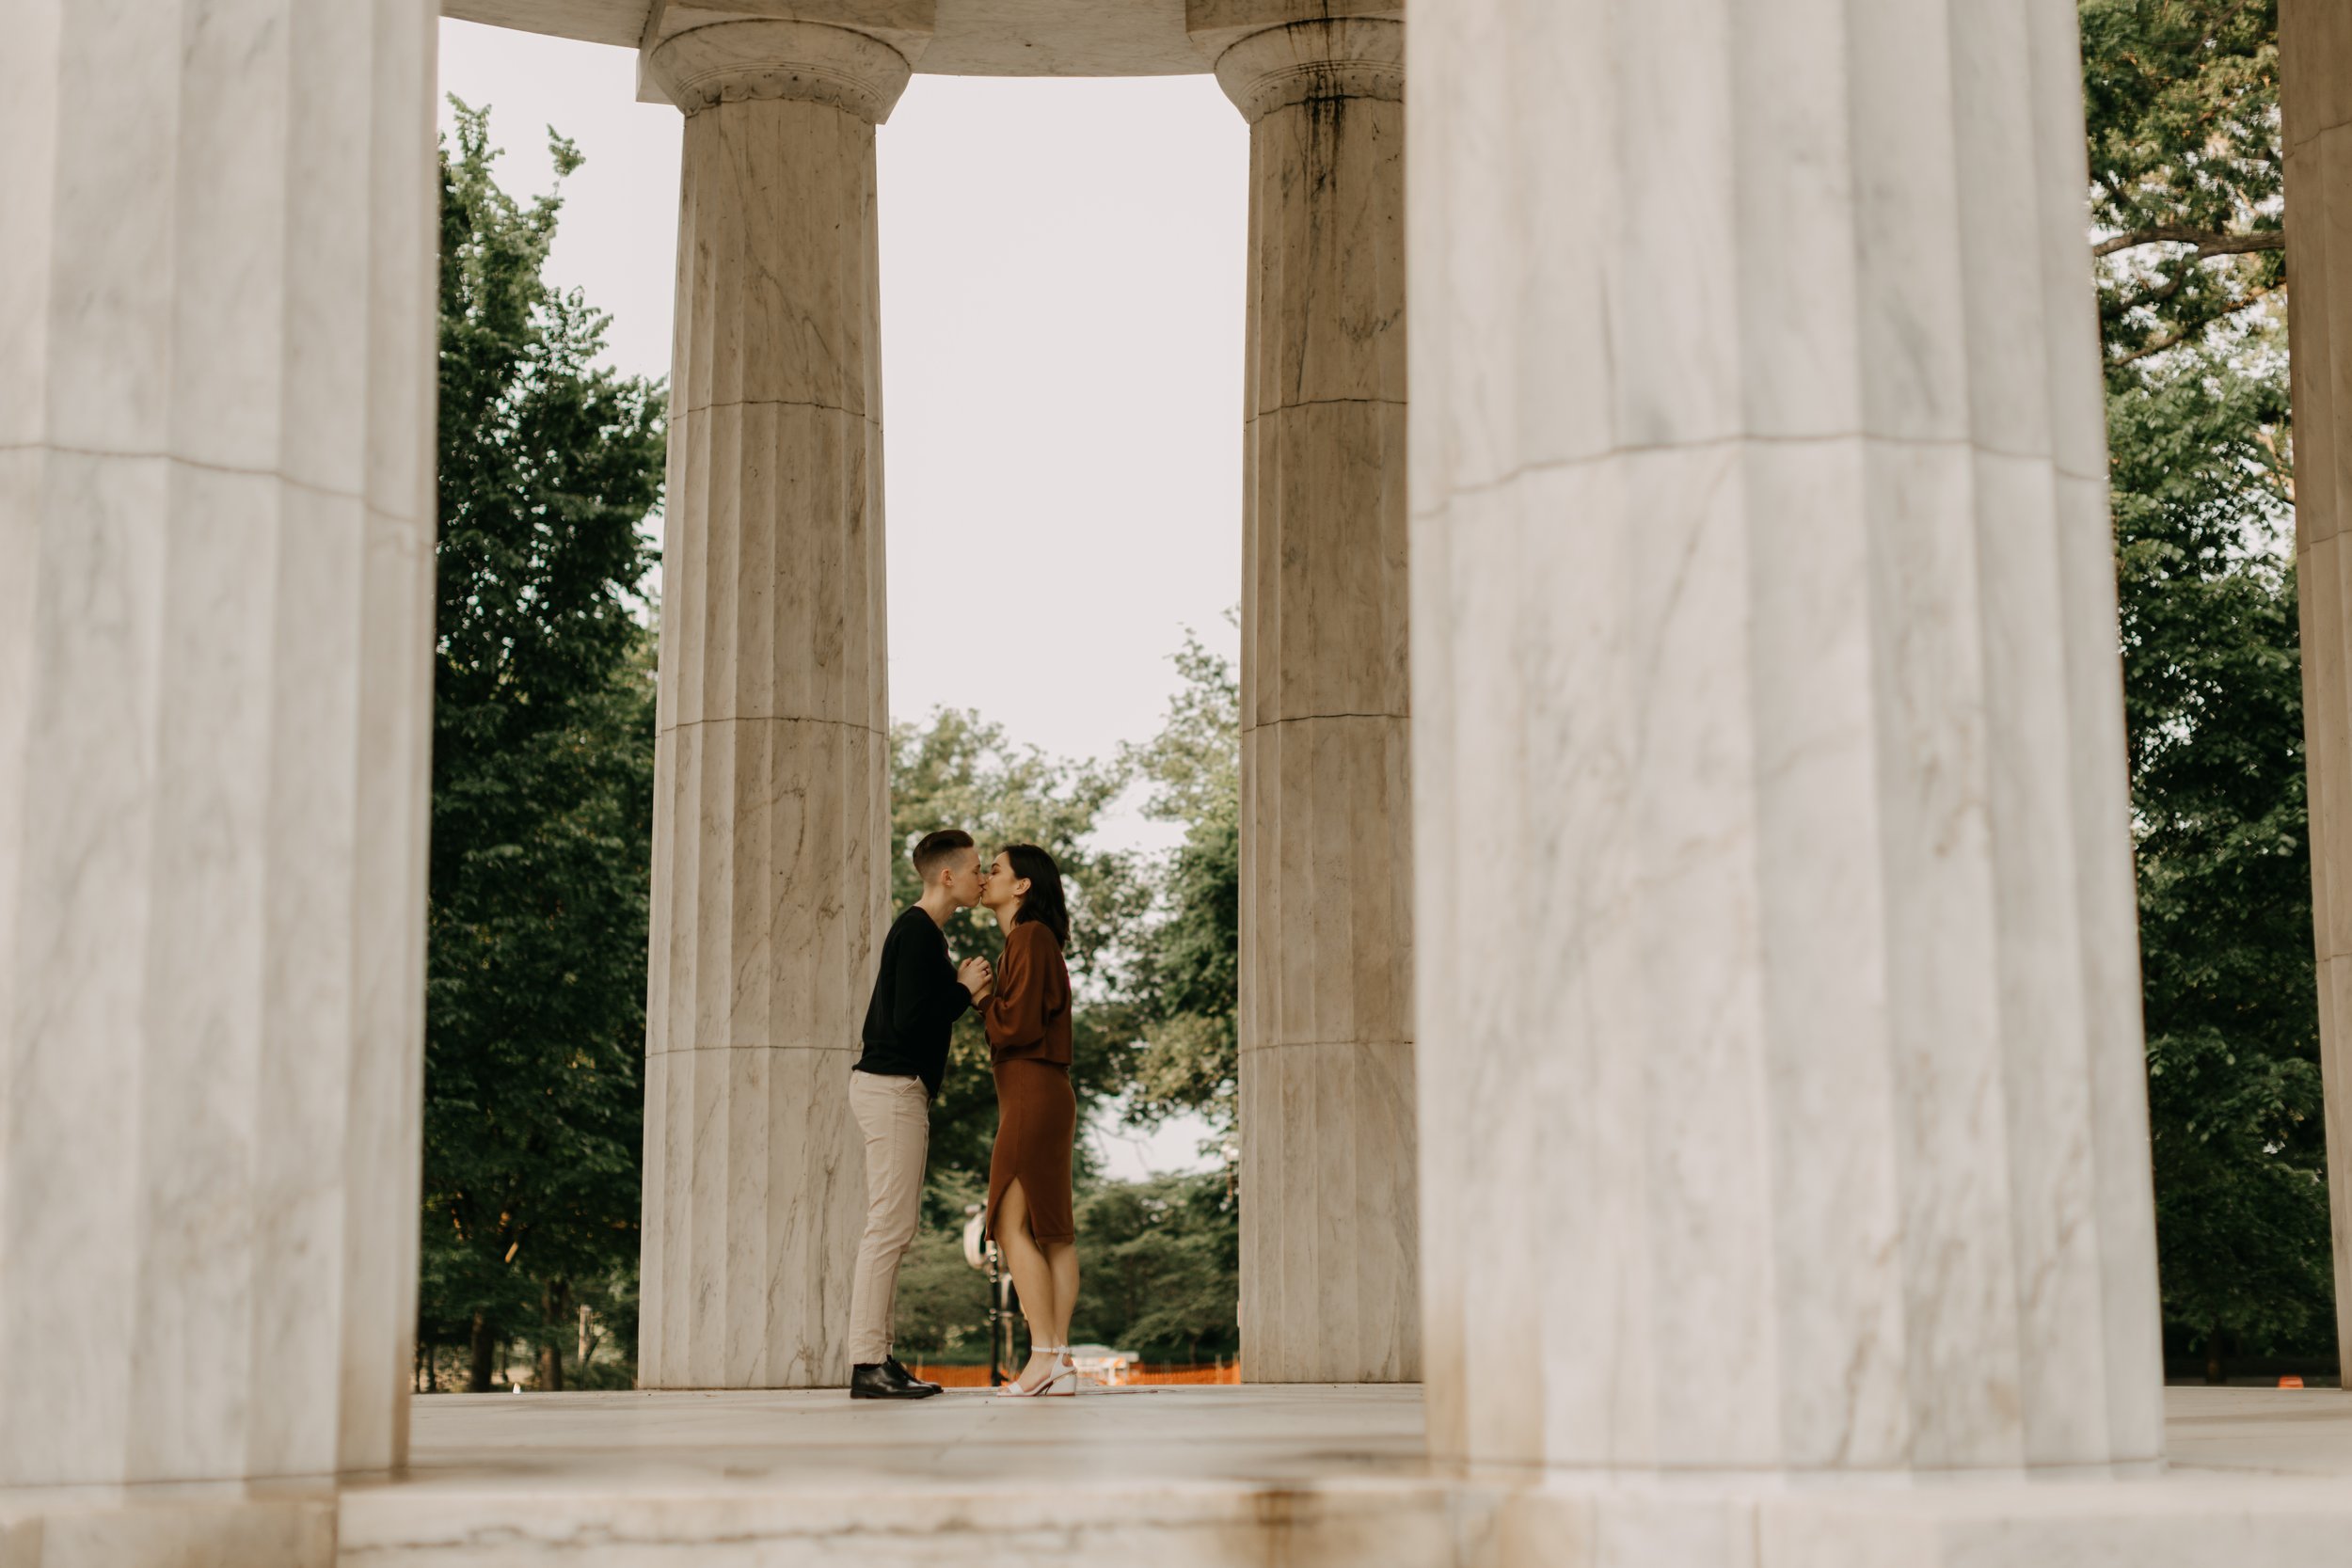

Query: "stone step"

xmin=324 ymin=1386 xmax=2352 ymax=1568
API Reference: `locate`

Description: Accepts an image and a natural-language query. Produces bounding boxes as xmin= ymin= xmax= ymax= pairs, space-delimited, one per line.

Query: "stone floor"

xmin=392 ymin=1381 xmax=1426 ymax=1491
xmin=2159 ymin=1384 xmax=2352 ymax=1475
xmin=326 ymin=1385 xmax=2352 ymax=1566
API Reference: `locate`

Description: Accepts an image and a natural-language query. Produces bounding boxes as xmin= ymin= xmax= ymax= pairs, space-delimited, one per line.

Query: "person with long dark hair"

xmin=977 ymin=843 xmax=1081 ymax=1397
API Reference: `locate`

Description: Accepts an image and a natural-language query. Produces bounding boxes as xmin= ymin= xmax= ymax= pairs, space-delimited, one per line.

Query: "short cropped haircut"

xmin=911 ymin=829 xmax=976 ymax=883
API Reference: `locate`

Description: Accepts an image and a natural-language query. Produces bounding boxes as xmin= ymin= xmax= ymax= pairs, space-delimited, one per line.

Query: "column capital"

xmin=1199 ymin=15 xmax=1404 ymax=124
xmin=644 ymin=18 xmax=917 ymax=123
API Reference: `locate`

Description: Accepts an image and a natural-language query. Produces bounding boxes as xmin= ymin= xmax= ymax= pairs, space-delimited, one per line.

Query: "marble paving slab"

xmin=332 ymin=1386 xmax=2352 ymax=1567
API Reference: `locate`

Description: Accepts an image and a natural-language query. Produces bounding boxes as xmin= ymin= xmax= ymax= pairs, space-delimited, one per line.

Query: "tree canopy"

xmin=2082 ymin=0 xmax=2285 ymax=366
xmin=2083 ymin=0 xmax=2335 ymax=1370
xmin=886 ymin=708 xmax=1150 ymax=1208
xmin=1118 ymin=631 xmax=1242 ymax=1138
xmin=421 ymin=101 xmax=666 ymax=1391
xmin=883 ymin=640 xmax=1245 ymax=1361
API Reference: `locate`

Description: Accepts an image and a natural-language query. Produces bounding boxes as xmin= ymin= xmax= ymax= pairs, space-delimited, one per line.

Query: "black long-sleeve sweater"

xmin=854 ymin=906 xmax=973 ymax=1099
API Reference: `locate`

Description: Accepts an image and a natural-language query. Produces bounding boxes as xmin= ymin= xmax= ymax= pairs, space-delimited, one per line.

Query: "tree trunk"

xmin=538 ymin=1279 xmax=569 ymax=1392
xmin=2204 ymin=1319 xmax=2226 ymax=1386
xmin=468 ymin=1311 xmax=498 ymax=1393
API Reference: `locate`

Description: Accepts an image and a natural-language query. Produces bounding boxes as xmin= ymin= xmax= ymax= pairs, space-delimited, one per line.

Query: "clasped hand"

xmin=958 ymin=956 xmax=993 ymax=1001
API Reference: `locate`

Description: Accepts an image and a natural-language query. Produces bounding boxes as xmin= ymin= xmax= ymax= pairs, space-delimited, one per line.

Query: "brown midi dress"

xmin=981 ymin=920 xmax=1076 ymax=1246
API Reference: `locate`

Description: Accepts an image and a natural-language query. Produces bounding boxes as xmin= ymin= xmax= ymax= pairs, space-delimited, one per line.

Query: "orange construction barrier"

xmin=1128 ymin=1362 xmax=1242 ymax=1386
xmin=905 ymin=1360 xmax=1246 ymax=1388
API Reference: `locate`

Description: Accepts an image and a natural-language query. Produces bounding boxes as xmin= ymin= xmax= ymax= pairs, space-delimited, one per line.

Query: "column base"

xmin=0 ymin=1481 xmax=337 ymax=1568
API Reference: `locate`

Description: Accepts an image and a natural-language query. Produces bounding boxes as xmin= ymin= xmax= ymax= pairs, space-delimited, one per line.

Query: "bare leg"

xmin=995 ymin=1180 xmax=1060 ymax=1391
xmin=1043 ymin=1241 xmax=1079 ymax=1350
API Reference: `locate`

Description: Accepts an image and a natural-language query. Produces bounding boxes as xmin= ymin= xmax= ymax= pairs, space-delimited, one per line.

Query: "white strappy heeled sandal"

xmin=997 ymin=1346 xmax=1078 ymax=1399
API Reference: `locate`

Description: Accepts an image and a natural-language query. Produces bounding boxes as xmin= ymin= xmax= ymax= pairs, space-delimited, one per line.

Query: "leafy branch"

xmin=2094 ymin=225 xmax=2284 ymax=258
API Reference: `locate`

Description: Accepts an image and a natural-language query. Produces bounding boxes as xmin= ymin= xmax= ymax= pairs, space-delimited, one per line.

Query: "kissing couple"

xmin=844 ymin=830 xmax=1080 ymax=1400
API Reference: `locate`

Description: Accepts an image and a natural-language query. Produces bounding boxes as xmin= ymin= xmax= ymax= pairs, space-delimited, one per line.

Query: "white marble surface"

xmin=638 ymin=21 xmax=895 ymax=1390
xmin=0 ymin=0 xmax=437 ymax=1502
xmin=0 ymin=1487 xmax=338 ymax=1568
xmin=1212 ymin=15 xmax=1418 ymax=1384
xmin=326 ymin=1387 xmax=2352 ymax=1567
xmin=1406 ymin=0 xmax=2160 ymax=1475
xmin=2280 ymin=0 xmax=2352 ymax=1383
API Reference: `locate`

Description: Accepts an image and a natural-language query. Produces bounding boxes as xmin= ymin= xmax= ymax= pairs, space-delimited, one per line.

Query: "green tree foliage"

xmin=891 ymin=1168 xmax=1239 ymax=1365
xmin=1120 ymin=632 xmax=1243 ymax=1134
xmin=1066 ymin=1173 xmax=1240 ymax=1363
xmin=883 ymin=647 xmax=1246 ymax=1362
xmin=2082 ymin=2 xmax=2335 ymax=1368
xmin=2081 ymin=0 xmax=2284 ymax=366
xmin=887 ymin=1168 xmax=996 ymax=1360
xmin=421 ymin=102 xmax=666 ymax=1391
xmin=2110 ymin=333 xmax=2332 ymax=1365
xmin=887 ymin=709 xmax=1149 ymax=1201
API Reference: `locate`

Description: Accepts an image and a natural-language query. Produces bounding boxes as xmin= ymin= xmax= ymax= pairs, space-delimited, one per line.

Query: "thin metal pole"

xmin=987 ymin=1249 xmax=1004 ymax=1387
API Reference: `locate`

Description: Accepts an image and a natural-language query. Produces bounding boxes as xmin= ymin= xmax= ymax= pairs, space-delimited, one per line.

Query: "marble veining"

xmin=323 ymin=1387 xmax=2352 ymax=1568
xmin=1407 ymin=0 xmax=2162 ymax=1475
xmin=1208 ymin=14 xmax=1418 ymax=1385
xmin=637 ymin=20 xmax=898 ymax=1391
xmin=5 ymin=0 xmax=2345 ymax=1561
xmin=0 ymin=0 xmax=437 ymax=1501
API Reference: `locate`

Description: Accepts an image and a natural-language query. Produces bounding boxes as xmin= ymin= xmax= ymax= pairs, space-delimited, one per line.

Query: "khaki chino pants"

xmin=845 ymin=1069 xmax=930 ymax=1366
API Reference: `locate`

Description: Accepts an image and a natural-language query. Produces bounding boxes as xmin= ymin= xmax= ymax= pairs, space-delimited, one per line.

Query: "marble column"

xmin=1196 ymin=9 xmax=1417 ymax=1384
xmin=1408 ymin=0 xmax=2165 ymax=1474
xmin=636 ymin=18 xmax=908 ymax=1389
xmin=2282 ymin=0 xmax=2352 ymax=1379
xmin=0 ymin=0 xmax=438 ymax=1554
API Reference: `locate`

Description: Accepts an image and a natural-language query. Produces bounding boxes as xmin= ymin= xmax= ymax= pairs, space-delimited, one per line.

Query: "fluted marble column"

xmin=2282 ymin=0 xmax=2352 ymax=1377
xmin=637 ymin=18 xmax=908 ymax=1389
xmin=0 ymin=0 xmax=437 ymax=1552
xmin=1197 ymin=9 xmax=1417 ymax=1384
xmin=1410 ymin=0 xmax=2163 ymax=1477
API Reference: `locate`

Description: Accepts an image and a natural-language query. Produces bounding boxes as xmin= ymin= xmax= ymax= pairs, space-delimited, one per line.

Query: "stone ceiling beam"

xmin=449 ymin=0 xmax=1224 ymax=77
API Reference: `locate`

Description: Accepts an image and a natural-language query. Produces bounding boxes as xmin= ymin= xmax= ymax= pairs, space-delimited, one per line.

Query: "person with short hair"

xmin=977 ymin=843 xmax=1082 ymax=1398
xmin=845 ymin=828 xmax=993 ymax=1401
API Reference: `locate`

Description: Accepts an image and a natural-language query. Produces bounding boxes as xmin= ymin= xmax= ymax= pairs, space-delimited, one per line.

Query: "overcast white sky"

xmin=437 ymin=21 xmax=1241 ymax=1177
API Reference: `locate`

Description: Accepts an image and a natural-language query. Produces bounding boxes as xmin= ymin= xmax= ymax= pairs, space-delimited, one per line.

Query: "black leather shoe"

xmin=850 ymin=1361 xmax=939 ymax=1400
xmin=884 ymin=1356 xmax=942 ymax=1393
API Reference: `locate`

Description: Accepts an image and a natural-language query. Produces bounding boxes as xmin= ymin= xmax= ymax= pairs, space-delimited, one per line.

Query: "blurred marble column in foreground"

xmin=0 ymin=0 xmax=438 ymax=1559
xmin=1195 ymin=5 xmax=1419 ymax=1384
xmin=2282 ymin=0 xmax=2352 ymax=1377
xmin=1408 ymin=0 xmax=2163 ymax=1476
xmin=636 ymin=15 xmax=914 ymax=1389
